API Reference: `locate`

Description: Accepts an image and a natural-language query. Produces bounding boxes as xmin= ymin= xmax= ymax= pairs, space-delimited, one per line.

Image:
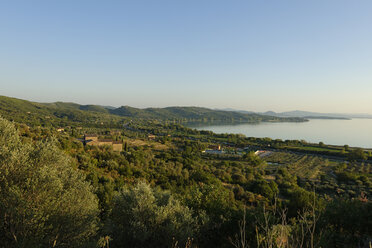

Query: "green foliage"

xmin=286 ymin=188 xmax=323 ymax=216
xmin=322 ymin=199 xmax=372 ymax=247
xmin=109 ymin=181 xmax=197 ymax=248
xmin=243 ymin=151 xmax=264 ymax=166
xmin=183 ymin=184 xmax=239 ymax=247
xmin=348 ymin=148 xmax=368 ymax=161
xmin=0 ymin=96 xmax=371 ymax=248
xmin=251 ymin=180 xmax=279 ymax=200
xmin=0 ymin=117 xmax=99 ymax=248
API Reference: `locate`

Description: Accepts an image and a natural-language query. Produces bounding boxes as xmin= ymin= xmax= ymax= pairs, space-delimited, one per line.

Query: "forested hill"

xmin=0 ymin=95 xmax=306 ymax=126
xmin=110 ymin=106 xmax=306 ymax=122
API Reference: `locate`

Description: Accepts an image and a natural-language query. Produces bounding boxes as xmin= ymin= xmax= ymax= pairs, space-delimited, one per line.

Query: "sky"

xmin=0 ymin=0 xmax=371 ymax=113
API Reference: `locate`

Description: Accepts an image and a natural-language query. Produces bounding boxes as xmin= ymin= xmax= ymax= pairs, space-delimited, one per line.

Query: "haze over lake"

xmin=190 ymin=118 xmax=372 ymax=148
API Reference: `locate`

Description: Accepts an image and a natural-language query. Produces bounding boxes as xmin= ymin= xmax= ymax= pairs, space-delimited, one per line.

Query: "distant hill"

xmin=0 ymin=95 xmax=307 ymax=127
xmin=220 ymin=108 xmax=372 ymax=119
xmin=112 ymin=106 xmax=272 ymax=121
xmin=97 ymin=105 xmax=307 ymax=123
xmin=42 ymin=102 xmax=109 ymax=113
xmin=217 ymin=108 xmax=372 ymax=120
xmin=261 ymin=110 xmax=372 ymax=119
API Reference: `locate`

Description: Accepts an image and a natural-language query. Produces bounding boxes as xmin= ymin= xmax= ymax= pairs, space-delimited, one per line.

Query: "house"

xmin=208 ymin=144 xmax=221 ymax=151
xmin=255 ymin=150 xmax=272 ymax=157
xmin=148 ymin=134 xmax=156 ymax=140
xmin=202 ymin=144 xmax=224 ymax=155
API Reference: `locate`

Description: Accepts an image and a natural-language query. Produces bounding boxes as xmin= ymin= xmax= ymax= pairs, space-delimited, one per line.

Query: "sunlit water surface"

xmin=189 ymin=119 xmax=372 ymax=148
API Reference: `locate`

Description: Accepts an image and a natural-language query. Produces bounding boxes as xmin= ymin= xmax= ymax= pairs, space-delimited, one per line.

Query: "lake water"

xmin=189 ymin=119 xmax=372 ymax=148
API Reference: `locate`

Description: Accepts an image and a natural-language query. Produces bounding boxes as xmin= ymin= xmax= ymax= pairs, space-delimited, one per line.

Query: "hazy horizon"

xmin=1 ymin=1 xmax=372 ymax=114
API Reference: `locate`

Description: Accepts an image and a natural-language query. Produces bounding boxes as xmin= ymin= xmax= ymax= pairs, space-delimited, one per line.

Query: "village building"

xmin=202 ymin=144 xmax=223 ymax=155
xmin=208 ymin=144 xmax=221 ymax=150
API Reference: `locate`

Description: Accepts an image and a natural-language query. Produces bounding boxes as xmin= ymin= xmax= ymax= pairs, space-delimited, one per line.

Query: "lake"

xmin=188 ymin=118 xmax=372 ymax=148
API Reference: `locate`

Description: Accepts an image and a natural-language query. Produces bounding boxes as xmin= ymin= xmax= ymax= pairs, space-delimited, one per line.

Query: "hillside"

xmin=0 ymin=95 xmax=307 ymax=127
xmin=110 ymin=105 xmax=306 ymax=122
xmin=0 ymin=96 xmax=122 ymax=127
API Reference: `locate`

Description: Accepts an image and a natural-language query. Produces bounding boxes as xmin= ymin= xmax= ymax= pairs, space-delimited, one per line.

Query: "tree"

xmin=229 ymin=207 xmax=249 ymax=248
xmin=183 ymin=183 xmax=238 ymax=247
xmin=322 ymin=199 xmax=372 ymax=247
xmin=344 ymin=144 xmax=350 ymax=151
xmin=243 ymin=152 xmax=263 ymax=166
xmin=251 ymin=180 xmax=278 ymax=200
xmin=109 ymin=181 xmax=196 ymax=248
xmin=0 ymin=117 xmax=99 ymax=247
xmin=349 ymin=148 xmax=367 ymax=161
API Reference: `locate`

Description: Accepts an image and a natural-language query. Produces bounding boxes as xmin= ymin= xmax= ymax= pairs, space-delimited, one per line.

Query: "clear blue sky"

xmin=1 ymin=0 xmax=371 ymax=113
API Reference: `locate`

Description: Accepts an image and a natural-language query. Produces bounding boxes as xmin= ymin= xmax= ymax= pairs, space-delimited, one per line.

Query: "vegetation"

xmin=0 ymin=96 xmax=371 ymax=247
xmin=0 ymin=95 xmax=306 ymax=127
xmin=109 ymin=182 xmax=197 ymax=248
xmin=0 ymin=117 xmax=99 ymax=247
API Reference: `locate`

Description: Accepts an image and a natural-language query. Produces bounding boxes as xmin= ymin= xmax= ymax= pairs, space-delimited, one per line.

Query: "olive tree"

xmin=109 ymin=181 xmax=196 ymax=248
xmin=0 ymin=117 xmax=99 ymax=247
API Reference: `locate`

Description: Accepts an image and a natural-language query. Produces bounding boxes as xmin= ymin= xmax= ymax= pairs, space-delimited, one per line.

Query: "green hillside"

xmin=0 ymin=95 xmax=307 ymax=127
xmin=110 ymin=105 xmax=306 ymax=122
xmin=0 ymin=96 xmax=122 ymax=127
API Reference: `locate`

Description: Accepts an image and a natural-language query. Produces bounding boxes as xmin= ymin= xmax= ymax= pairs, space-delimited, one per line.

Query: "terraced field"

xmin=263 ymin=151 xmax=372 ymax=197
